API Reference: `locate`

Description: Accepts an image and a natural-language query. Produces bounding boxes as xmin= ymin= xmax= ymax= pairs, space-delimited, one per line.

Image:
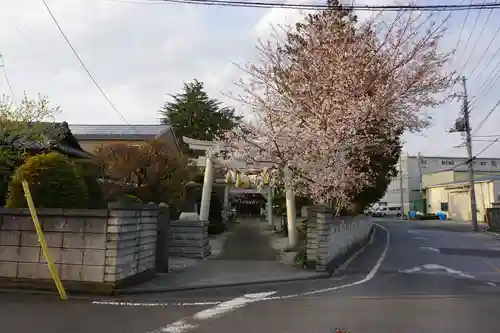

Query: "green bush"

xmin=0 ymin=150 xmax=26 ymax=206
xmin=6 ymin=152 xmax=88 ymax=209
xmin=73 ymin=159 xmax=106 ymax=208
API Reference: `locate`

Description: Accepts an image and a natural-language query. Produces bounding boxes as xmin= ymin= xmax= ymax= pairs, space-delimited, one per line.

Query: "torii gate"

xmin=183 ymin=136 xmax=298 ymax=247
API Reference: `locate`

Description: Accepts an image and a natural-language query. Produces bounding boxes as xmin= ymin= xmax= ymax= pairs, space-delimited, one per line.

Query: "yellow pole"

xmin=22 ymin=180 xmax=68 ymax=300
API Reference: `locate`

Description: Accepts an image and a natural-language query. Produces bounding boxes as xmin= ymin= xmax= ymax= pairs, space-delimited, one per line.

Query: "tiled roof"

xmin=68 ymin=124 xmax=170 ymax=138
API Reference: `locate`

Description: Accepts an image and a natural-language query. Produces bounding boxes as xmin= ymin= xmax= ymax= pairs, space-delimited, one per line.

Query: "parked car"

xmin=372 ymin=206 xmax=402 ymax=217
xmin=386 ymin=206 xmax=402 ymax=217
xmin=372 ymin=207 xmax=387 ymax=217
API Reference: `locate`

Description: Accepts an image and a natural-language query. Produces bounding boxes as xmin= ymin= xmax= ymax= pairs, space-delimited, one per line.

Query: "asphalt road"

xmin=2 ymin=219 xmax=500 ymax=333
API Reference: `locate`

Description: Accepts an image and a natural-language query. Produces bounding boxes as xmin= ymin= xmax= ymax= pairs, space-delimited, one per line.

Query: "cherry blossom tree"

xmin=223 ymin=1 xmax=455 ymax=212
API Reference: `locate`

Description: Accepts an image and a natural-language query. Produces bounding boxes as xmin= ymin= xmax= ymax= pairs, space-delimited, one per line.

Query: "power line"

xmin=474 ymin=136 xmax=500 ymax=155
xmin=472 ymin=97 xmax=500 ymax=134
xmin=41 ymin=0 xmax=135 ymax=130
xmin=0 ymin=53 xmax=17 ymax=105
xmin=113 ymin=0 xmax=500 ymax=11
xmin=467 ymin=22 xmax=500 ymax=83
xmin=444 ymin=135 xmax=500 ymax=172
xmin=451 ymin=0 xmax=473 ymax=65
xmin=457 ymin=1 xmax=493 ymax=76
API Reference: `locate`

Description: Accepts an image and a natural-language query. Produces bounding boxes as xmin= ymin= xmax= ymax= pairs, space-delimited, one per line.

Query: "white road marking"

xmin=400 ymin=266 xmax=422 ymax=273
xmin=193 ymin=292 xmax=275 ymax=320
xmin=151 ymin=320 xmax=197 ymax=333
xmin=487 ymin=282 xmax=497 ymax=287
xmin=264 ymin=223 xmax=390 ymax=300
xmin=399 ymin=264 xmax=475 ymax=279
xmin=91 ymin=300 xmax=221 ymax=307
xmin=408 ymin=230 xmax=421 ymax=234
xmin=414 ymin=237 xmax=428 ymax=240
xmin=148 ymin=292 xmax=276 ymax=333
xmin=420 ymin=246 xmax=440 ymax=253
xmin=94 ymin=224 xmax=390 ymax=310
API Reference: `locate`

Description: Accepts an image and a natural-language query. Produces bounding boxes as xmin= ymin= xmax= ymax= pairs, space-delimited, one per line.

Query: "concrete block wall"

xmin=306 ymin=205 xmax=373 ymax=273
xmin=169 ymin=220 xmax=210 ymax=258
xmin=0 ymin=203 xmax=160 ymax=291
xmin=104 ymin=203 xmax=159 ymax=283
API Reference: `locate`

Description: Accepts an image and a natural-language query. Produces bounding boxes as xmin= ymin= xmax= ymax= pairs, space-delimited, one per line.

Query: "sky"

xmin=0 ymin=0 xmax=500 ymax=158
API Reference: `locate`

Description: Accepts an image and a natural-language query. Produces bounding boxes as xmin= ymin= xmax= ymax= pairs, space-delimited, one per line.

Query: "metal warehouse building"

xmin=380 ymin=153 xmax=500 ymax=216
xmin=425 ymin=175 xmax=500 ymax=222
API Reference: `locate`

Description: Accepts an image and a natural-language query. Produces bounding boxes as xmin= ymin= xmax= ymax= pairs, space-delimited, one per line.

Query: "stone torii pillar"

xmin=199 ymin=152 xmax=214 ymax=222
xmin=182 ymin=136 xmax=246 ymax=223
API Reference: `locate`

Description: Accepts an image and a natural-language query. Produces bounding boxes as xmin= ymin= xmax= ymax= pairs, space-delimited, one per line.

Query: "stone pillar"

xmin=284 ymin=167 xmax=297 ymax=248
xmin=199 ymin=155 xmax=214 ymax=222
xmin=155 ymin=206 xmax=170 ymax=273
xmin=267 ymin=186 xmax=274 ymax=228
xmin=314 ymin=205 xmax=333 ymax=273
xmin=222 ymin=185 xmax=230 ymax=224
xmin=304 ymin=206 xmax=319 ymax=269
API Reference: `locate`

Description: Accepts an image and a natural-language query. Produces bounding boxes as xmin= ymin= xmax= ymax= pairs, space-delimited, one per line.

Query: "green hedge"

xmin=6 ymin=152 xmax=88 ymax=209
xmin=73 ymin=159 xmax=106 ymax=208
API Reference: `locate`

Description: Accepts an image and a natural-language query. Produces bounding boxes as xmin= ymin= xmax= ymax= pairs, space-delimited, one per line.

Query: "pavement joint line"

xmin=91 ymin=300 xmax=222 ymax=307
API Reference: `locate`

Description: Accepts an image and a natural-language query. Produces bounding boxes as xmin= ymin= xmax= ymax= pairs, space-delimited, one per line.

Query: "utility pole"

xmin=417 ymin=152 xmax=424 ymax=213
xmin=399 ymin=156 xmax=405 ymax=219
xmin=462 ymin=76 xmax=478 ymax=232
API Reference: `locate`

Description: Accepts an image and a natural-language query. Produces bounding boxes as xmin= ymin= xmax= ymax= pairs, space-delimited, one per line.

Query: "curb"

xmin=116 ymin=226 xmax=376 ymax=295
xmin=0 ymin=288 xmax=101 ymax=300
xmin=114 ymin=272 xmax=332 ymax=295
xmin=485 ymin=231 xmax=500 ymax=240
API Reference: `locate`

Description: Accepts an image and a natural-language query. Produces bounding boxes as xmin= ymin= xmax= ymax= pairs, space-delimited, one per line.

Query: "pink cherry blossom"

xmin=221 ymin=6 xmax=454 ymax=210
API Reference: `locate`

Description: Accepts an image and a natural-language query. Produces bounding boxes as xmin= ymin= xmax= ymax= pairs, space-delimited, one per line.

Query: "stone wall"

xmin=305 ymin=205 xmax=373 ymax=273
xmin=0 ymin=203 xmax=164 ymax=294
xmin=169 ymin=220 xmax=210 ymax=258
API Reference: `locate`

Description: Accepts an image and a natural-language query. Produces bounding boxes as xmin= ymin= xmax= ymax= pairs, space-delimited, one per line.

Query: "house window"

xmin=420 ymin=159 xmax=427 ymax=165
xmin=492 ymin=160 xmax=498 ymax=167
xmin=480 ymin=161 xmax=488 ymax=166
xmin=440 ymin=202 xmax=449 ymax=211
xmin=441 ymin=160 xmax=454 ymax=165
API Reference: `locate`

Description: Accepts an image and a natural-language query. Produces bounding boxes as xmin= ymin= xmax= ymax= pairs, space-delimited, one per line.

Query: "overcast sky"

xmin=0 ymin=0 xmax=499 ymax=158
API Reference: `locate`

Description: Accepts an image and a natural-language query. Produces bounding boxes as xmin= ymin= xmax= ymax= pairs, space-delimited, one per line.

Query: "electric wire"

xmin=110 ymin=0 xmax=500 ymax=11
xmin=457 ymin=1 xmax=493 ymax=76
xmin=41 ymin=0 xmax=136 ymax=132
xmin=0 ymin=53 xmax=17 ymax=105
xmin=451 ymin=0 xmax=473 ymax=65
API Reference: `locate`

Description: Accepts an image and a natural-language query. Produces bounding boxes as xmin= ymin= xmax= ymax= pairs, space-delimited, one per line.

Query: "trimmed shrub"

xmin=6 ymin=152 xmax=88 ymax=209
xmin=0 ymin=150 xmax=26 ymax=206
xmin=73 ymin=159 xmax=106 ymax=208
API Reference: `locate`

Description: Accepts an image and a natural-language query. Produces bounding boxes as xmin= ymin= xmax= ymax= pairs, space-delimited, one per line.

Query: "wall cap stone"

xmin=0 ymin=207 xmax=109 ymax=217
